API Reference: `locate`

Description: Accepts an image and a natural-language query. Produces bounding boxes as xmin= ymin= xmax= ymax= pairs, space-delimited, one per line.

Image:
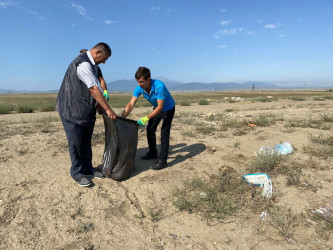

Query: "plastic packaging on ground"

xmin=259 ymin=142 xmax=293 ymax=156
xmin=309 ymin=202 xmax=333 ymax=223
xmin=259 ymin=146 xmax=275 ymax=155
xmin=273 ymin=142 xmax=293 ymax=155
xmin=243 ymin=173 xmax=273 ymax=198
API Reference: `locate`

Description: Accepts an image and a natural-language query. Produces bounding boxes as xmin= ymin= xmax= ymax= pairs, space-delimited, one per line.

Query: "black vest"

xmin=56 ymin=53 xmax=97 ymax=127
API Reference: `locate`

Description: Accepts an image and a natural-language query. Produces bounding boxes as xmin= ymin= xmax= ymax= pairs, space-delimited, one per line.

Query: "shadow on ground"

xmin=130 ymin=143 xmax=206 ymax=177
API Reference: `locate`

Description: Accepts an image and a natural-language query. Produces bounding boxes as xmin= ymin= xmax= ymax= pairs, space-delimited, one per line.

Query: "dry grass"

xmin=269 ymin=207 xmax=299 ymax=238
xmin=172 ymin=170 xmax=252 ymax=223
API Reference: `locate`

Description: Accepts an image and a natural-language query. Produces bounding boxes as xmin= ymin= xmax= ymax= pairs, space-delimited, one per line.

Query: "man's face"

xmin=95 ymin=51 xmax=110 ymax=65
xmin=136 ymin=77 xmax=150 ymax=89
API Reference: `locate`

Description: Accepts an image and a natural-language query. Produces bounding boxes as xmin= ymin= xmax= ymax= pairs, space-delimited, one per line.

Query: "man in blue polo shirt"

xmin=122 ymin=67 xmax=175 ymax=170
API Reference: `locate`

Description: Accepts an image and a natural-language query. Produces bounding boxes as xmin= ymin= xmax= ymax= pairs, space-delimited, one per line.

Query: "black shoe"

xmin=76 ymin=177 xmax=91 ymax=187
xmin=151 ymin=160 xmax=168 ymax=170
xmin=83 ymin=171 xmax=104 ymax=179
xmin=141 ymin=151 xmax=157 ymax=160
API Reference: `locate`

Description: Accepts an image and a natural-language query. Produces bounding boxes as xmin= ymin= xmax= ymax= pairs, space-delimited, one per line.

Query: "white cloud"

xmin=150 ymin=6 xmax=177 ymax=13
xmin=258 ymin=20 xmax=263 ymax=24
xmin=69 ymin=2 xmax=93 ymax=21
xmin=215 ymin=27 xmax=240 ymax=39
xmin=279 ymin=33 xmax=285 ymax=38
xmin=105 ymin=20 xmax=116 ymax=25
xmin=0 ymin=0 xmax=15 ymax=8
xmin=71 ymin=3 xmax=86 ymax=16
xmin=1 ymin=1 xmax=45 ymax=20
xmin=220 ymin=19 xmax=231 ymax=26
xmin=166 ymin=8 xmax=178 ymax=13
xmin=217 ymin=28 xmax=237 ymax=35
xmin=247 ymin=31 xmax=256 ymax=35
xmin=27 ymin=10 xmax=36 ymax=15
xmin=150 ymin=6 xmax=161 ymax=11
xmin=219 ymin=45 xmax=227 ymax=48
xmin=265 ymin=24 xmax=279 ymax=29
xmin=220 ymin=9 xmax=227 ymax=14
xmin=26 ymin=9 xmax=45 ymax=20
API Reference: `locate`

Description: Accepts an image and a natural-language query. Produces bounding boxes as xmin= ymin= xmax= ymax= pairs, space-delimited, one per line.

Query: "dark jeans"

xmin=146 ymin=106 xmax=175 ymax=163
xmin=60 ymin=116 xmax=95 ymax=181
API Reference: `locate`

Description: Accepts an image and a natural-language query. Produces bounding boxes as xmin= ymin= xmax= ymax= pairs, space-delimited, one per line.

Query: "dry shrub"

xmin=269 ymin=207 xmax=299 ymax=238
xmin=250 ymin=153 xmax=281 ymax=173
xmin=147 ymin=206 xmax=165 ymax=222
xmin=172 ymin=170 xmax=251 ymax=223
xmin=304 ymin=134 xmax=333 ymax=158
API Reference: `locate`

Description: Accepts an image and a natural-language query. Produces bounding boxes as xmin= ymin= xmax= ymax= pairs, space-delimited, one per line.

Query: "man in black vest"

xmin=56 ymin=42 xmax=116 ymax=187
xmin=80 ymin=49 xmax=109 ymax=101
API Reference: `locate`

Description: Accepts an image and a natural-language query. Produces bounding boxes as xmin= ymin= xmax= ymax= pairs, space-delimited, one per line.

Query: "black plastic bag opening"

xmin=102 ymin=114 xmax=139 ymax=181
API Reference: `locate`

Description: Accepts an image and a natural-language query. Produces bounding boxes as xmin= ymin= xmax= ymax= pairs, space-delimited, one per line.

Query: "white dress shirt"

xmin=77 ymin=51 xmax=99 ymax=88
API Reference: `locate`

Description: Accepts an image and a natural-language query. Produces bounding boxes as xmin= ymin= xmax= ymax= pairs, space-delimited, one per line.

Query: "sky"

xmin=0 ymin=0 xmax=332 ymax=91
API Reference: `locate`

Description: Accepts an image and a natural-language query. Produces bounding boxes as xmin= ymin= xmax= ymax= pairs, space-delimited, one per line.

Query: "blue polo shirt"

xmin=133 ymin=79 xmax=175 ymax=112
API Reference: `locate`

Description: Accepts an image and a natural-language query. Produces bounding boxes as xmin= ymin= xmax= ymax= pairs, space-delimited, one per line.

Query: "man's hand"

xmin=137 ymin=116 xmax=149 ymax=126
xmin=122 ymin=110 xmax=127 ymax=118
xmin=103 ymin=90 xmax=109 ymax=101
xmin=106 ymin=108 xmax=117 ymax=120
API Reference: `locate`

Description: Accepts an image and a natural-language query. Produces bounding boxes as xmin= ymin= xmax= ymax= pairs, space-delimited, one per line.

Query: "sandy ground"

xmin=0 ymin=97 xmax=333 ymax=249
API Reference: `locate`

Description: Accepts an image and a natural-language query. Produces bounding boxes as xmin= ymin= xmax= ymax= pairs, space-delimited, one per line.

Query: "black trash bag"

xmin=102 ymin=114 xmax=138 ymax=181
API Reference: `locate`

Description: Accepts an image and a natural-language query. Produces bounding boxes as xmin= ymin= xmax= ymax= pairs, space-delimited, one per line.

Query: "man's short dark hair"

xmin=80 ymin=49 xmax=88 ymax=54
xmin=135 ymin=67 xmax=151 ymax=80
xmin=92 ymin=42 xmax=111 ymax=57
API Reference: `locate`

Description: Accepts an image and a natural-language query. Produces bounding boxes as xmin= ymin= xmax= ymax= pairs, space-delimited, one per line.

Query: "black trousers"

xmin=60 ymin=116 xmax=95 ymax=181
xmin=146 ymin=106 xmax=175 ymax=163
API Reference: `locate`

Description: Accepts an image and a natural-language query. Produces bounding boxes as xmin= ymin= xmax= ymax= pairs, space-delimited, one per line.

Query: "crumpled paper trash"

xmin=243 ymin=173 xmax=273 ymax=198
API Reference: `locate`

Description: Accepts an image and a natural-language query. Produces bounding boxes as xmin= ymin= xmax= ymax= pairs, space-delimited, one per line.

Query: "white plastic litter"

xmin=262 ymin=178 xmax=273 ymax=198
xmin=243 ymin=173 xmax=273 ymax=198
xmin=273 ymin=142 xmax=293 ymax=155
xmin=259 ymin=146 xmax=275 ymax=155
xmin=243 ymin=173 xmax=269 ymax=186
xmin=259 ymin=142 xmax=293 ymax=156
xmin=200 ymin=192 xmax=207 ymax=198
xmin=260 ymin=210 xmax=268 ymax=220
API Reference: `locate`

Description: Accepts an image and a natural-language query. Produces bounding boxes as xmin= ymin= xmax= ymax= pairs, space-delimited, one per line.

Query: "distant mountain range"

xmin=107 ymin=79 xmax=284 ymax=92
xmin=0 ymin=78 xmax=331 ymax=94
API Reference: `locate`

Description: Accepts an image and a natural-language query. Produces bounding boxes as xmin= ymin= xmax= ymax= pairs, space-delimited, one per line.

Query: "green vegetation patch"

xmin=0 ymin=103 xmax=15 ymax=114
xmin=269 ymin=206 xmax=299 ymax=238
xmin=250 ymin=153 xmax=282 ymax=173
xmin=304 ymin=133 xmax=333 ymax=158
xmin=179 ymin=100 xmax=191 ymax=106
xmin=286 ymin=115 xmax=333 ymax=130
xmin=198 ymin=98 xmax=210 ymax=105
xmin=290 ymin=96 xmax=306 ymax=101
xmin=172 ymin=171 xmax=251 ymax=222
xmin=16 ymin=104 xmax=35 ymax=113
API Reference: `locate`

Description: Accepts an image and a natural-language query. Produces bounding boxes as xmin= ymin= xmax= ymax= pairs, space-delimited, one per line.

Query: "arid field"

xmin=0 ymin=91 xmax=333 ymax=249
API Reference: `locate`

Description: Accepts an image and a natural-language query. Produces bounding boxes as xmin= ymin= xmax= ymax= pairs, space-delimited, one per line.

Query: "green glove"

xmin=137 ymin=116 xmax=149 ymax=126
xmin=103 ymin=90 xmax=109 ymax=101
